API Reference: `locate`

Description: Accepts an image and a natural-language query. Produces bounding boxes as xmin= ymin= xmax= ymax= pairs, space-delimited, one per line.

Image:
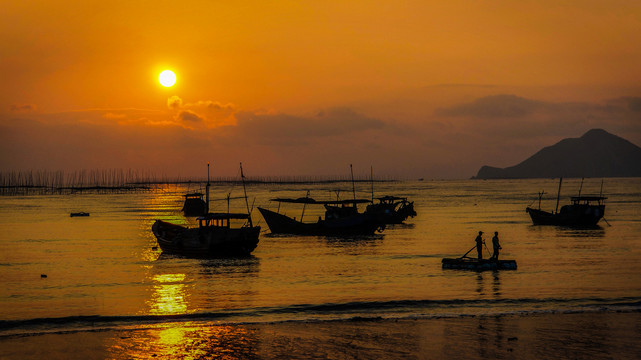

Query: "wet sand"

xmin=2 ymin=311 xmax=640 ymax=359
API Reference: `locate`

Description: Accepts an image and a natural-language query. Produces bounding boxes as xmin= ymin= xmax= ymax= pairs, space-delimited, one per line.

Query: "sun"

xmin=159 ymin=70 xmax=176 ymax=87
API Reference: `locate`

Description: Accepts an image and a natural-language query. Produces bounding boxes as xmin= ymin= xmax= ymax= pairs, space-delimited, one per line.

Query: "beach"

xmin=2 ymin=311 xmax=640 ymax=359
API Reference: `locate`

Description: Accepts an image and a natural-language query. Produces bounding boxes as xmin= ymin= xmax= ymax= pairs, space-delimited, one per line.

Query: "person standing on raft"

xmin=475 ymin=231 xmax=484 ymax=260
xmin=491 ymin=231 xmax=502 ymax=260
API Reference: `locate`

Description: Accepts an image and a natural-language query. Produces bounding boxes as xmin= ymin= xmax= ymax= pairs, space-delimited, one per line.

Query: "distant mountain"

xmin=474 ymin=129 xmax=641 ymax=179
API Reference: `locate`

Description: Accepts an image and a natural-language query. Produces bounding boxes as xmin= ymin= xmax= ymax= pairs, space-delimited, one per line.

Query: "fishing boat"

xmin=365 ymin=196 xmax=416 ymax=224
xmin=70 ymin=212 xmax=90 ymax=217
xmin=258 ymin=197 xmax=384 ymax=236
xmin=364 ymin=167 xmax=417 ymax=224
xmin=152 ymin=163 xmax=260 ymax=257
xmin=182 ymin=192 xmax=207 ymax=216
xmin=525 ymin=178 xmax=606 ymax=226
xmin=441 ymin=257 xmax=517 ymax=271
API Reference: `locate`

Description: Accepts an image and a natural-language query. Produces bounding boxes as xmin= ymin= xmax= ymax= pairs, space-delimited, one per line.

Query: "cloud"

xmin=167 ymin=96 xmax=183 ymax=110
xmin=235 ymin=107 xmax=385 ymax=143
xmin=177 ymin=110 xmax=204 ymax=123
xmin=103 ymin=112 xmax=126 ymax=119
xmin=435 ymin=94 xmax=544 ymax=118
xmin=167 ymin=96 xmax=236 ymax=127
xmin=10 ymin=104 xmax=37 ymax=112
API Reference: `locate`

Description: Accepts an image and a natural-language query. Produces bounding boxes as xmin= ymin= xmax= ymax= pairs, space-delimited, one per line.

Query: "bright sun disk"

xmin=159 ymin=70 xmax=176 ymax=87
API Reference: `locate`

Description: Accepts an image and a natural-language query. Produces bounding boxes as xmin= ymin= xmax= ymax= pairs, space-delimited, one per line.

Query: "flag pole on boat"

xmin=240 ymin=162 xmax=253 ymax=227
xmin=350 ymin=164 xmax=356 ymax=203
xmin=206 ymin=162 xmax=211 ymax=214
xmin=370 ymin=166 xmax=374 ymax=203
xmin=555 ymin=177 xmax=563 ymax=214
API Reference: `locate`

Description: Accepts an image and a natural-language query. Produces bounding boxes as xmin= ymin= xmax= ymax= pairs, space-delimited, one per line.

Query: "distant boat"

xmin=152 ymin=163 xmax=260 ymax=257
xmin=258 ymin=197 xmax=384 ymax=236
xmin=182 ymin=192 xmax=207 ymax=216
xmin=525 ymin=178 xmax=606 ymax=226
xmin=365 ymin=196 xmax=416 ymax=224
xmin=70 ymin=212 xmax=90 ymax=217
xmin=364 ymin=167 xmax=417 ymax=224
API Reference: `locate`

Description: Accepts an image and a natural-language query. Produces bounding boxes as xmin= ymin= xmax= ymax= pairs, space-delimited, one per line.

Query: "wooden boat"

xmin=364 ymin=167 xmax=417 ymax=224
xmin=152 ymin=163 xmax=260 ymax=257
xmin=441 ymin=257 xmax=517 ymax=271
xmin=526 ymin=178 xmax=606 ymax=226
xmin=70 ymin=212 xmax=90 ymax=217
xmin=365 ymin=196 xmax=416 ymax=224
xmin=182 ymin=192 xmax=207 ymax=216
xmin=258 ymin=197 xmax=384 ymax=236
xmin=152 ymin=213 xmax=260 ymax=257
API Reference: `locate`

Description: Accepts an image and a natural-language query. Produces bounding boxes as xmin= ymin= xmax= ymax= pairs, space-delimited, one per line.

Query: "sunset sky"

xmin=2 ymin=1 xmax=640 ymax=179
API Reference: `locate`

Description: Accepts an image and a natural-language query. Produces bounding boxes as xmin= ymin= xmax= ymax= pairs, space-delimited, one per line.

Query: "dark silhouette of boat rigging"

xmin=152 ymin=163 xmax=260 ymax=257
xmin=525 ymin=178 xmax=606 ymax=227
xmin=365 ymin=196 xmax=416 ymax=224
xmin=258 ymin=197 xmax=385 ymax=236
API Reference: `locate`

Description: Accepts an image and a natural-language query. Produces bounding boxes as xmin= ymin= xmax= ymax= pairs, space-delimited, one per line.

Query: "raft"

xmin=442 ymin=257 xmax=517 ymax=271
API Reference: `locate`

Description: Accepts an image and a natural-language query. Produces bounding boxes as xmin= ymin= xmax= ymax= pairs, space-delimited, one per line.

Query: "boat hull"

xmin=442 ymin=258 xmax=517 ymax=271
xmin=258 ymin=207 xmax=382 ymax=236
xmin=526 ymin=206 xmax=604 ymax=226
xmin=152 ymin=220 xmax=260 ymax=257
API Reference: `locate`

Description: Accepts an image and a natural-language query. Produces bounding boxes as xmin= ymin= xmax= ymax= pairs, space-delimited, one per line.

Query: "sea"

xmin=1 ymin=178 xmax=640 ymax=337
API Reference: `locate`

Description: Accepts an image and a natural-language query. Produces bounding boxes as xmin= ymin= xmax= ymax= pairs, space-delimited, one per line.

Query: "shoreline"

xmin=2 ymin=311 xmax=640 ymax=359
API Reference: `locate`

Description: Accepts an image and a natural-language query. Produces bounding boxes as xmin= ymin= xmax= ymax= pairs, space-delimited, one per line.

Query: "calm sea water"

xmin=1 ymin=178 xmax=640 ymax=336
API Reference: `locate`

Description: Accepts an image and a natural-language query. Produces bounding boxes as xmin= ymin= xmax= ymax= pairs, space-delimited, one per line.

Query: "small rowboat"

xmin=442 ymin=257 xmax=517 ymax=271
xmin=70 ymin=212 xmax=90 ymax=217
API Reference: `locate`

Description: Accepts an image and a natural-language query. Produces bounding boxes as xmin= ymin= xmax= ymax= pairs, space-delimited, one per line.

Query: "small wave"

xmin=3 ymin=296 xmax=641 ymax=337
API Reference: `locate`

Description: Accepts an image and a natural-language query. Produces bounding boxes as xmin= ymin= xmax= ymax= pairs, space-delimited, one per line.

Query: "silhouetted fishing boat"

xmin=152 ymin=163 xmax=260 ymax=257
xmin=365 ymin=196 xmax=416 ymax=224
xmin=364 ymin=167 xmax=416 ymax=224
xmin=70 ymin=212 xmax=90 ymax=217
xmin=258 ymin=197 xmax=384 ymax=236
xmin=441 ymin=258 xmax=517 ymax=271
xmin=182 ymin=192 xmax=207 ymax=216
xmin=526 ymin=178 xmax=606 ymax=226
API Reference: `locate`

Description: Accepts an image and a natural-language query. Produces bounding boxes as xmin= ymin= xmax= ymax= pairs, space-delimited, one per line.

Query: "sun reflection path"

xmin=149 ymin=273 xmax=188 ymax=315
xmin=108 ymin=323 xmax=259 ymax=359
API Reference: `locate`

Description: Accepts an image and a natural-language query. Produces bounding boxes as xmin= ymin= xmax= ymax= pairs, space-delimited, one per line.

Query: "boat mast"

xmin=206 ymin=162 xmax=211 ymax=214
xmin=578 ymin=177 xmax=584 ymax=197
xmin=350 ymin=164 xmax=356 ymax=204
xmin=599 ymin=179 xmax=604 ymax=198
xmin=555 ymin=177 xmax=563 ymax=214
xmin=370 ymin=166 xmax=374 ymax=203
xmin=240 ymin=162 xmax=253 ymax=226
xmin=301 ymin=190 xmax=310 ymax=222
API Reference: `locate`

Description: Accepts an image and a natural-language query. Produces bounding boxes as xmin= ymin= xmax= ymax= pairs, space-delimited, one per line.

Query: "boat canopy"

xmin=197 ymin=212 xmax=251 ymax=220
xmin=269 ymin=197 xmax=371 ymax=205
xmin=570 ymin=196 xmax=607 ymax=203
xmin=375 ymin=196 xmax=408 ymax=201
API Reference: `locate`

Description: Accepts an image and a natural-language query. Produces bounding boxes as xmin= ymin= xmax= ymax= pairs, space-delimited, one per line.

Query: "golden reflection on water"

xmin=149 ymin=274 xmax=188 ymax=315
xmin=108 ymin=323 xmax=258 ymax=359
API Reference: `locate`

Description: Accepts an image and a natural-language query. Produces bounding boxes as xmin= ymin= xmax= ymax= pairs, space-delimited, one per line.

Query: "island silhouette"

xmin=474 ymin=129 xmax=641 ymax=179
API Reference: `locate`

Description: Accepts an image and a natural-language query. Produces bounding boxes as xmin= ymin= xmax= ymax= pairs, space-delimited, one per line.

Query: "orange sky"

xmin=2 ymin=1 xmax=640 ymax=179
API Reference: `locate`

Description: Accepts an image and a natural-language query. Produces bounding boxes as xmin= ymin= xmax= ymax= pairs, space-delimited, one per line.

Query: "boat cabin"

xmin=569 ymin=196 xmax=607 ymax=205
xmin=197 ymin=213 xmax=251 ymax=228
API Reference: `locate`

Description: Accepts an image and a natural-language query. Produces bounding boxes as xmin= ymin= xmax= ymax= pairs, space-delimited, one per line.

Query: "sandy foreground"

xmin=1 ymin=311 xmax=640 ymax=359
